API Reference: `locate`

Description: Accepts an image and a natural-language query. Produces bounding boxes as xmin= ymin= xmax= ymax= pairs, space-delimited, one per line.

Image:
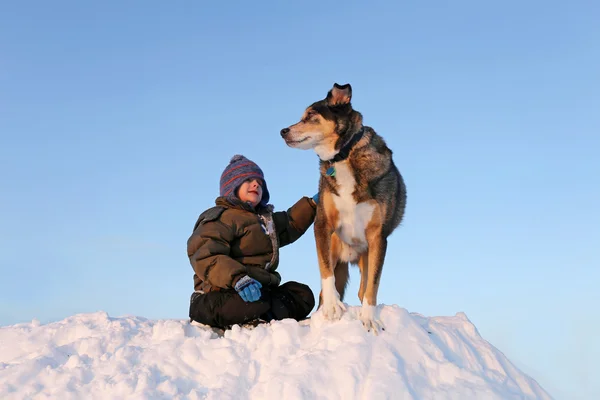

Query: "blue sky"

xmin=1 ymin=1 xmax=598 ymax=398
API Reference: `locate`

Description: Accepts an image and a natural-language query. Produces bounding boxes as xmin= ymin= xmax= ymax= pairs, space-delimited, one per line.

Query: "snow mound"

xmin=0 ymin=305 xmax=552 ymax=400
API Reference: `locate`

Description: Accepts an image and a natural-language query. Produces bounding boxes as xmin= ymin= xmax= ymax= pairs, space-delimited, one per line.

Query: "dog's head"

xmin=280 ymin=83 xmax=363 ymax=160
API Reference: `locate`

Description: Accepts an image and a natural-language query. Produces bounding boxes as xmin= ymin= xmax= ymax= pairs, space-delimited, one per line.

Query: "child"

xmin=187 ymin=154 xmax=318 ymax=329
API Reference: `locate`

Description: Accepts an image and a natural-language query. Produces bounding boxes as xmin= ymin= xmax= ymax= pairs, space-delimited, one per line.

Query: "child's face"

xmin=237 ymin=179 xmax=263 ymax=207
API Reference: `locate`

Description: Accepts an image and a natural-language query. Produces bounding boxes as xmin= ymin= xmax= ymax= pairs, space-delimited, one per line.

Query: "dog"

xmin=280 ymin=83 xmax=406 ymax=333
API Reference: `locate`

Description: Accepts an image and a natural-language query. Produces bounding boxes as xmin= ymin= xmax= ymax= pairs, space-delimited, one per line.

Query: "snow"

xmin=0 ymin=305 xmax=553 ymax=400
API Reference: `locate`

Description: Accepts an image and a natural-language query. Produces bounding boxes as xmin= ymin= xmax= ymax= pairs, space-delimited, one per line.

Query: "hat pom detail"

xmin=230 ymin=154 xmax=245 ymax=164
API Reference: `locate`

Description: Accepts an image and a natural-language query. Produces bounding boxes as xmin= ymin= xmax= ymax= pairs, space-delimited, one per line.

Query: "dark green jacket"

xmin=187 ymin=196 xmax=316 ymax=292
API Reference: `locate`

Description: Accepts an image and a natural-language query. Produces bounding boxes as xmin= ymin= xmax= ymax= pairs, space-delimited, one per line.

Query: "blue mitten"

xmin=312 ymin=193 xmax=319 ymax=203
xmin=234 ymin=275 xmax=263 ymax=302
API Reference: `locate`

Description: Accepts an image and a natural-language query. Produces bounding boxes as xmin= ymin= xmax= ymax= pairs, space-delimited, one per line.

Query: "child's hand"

xmin=234 ymin=275 xmax=263 ymax=302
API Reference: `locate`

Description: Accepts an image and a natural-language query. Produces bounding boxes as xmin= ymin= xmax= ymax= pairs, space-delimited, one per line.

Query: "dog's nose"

xmin=280 ymin=128 xmax=290 ymax=137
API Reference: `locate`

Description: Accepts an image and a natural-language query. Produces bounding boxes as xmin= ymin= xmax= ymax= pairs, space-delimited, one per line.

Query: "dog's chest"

xmin=330 ymin=162 xmax=374 ymax=247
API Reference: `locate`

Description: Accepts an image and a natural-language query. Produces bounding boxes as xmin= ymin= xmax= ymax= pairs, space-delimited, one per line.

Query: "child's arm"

xmin=273 ymin=196 xmax=317 ymax=247
xmin=187 ymin=216 xmax=246 ymax=290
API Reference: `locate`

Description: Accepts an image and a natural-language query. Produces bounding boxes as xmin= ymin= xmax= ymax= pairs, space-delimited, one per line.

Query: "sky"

xmin=0 ymin=1 xmax=598 ymax=398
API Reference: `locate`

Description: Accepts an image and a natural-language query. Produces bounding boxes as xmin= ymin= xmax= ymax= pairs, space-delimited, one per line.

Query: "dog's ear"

xmin=326 ymin=83 xmax=352 ymax=106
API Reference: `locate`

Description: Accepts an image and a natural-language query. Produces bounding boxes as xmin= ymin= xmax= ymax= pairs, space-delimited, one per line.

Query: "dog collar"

xmin=331 ymin=127 xmax=365 ymax=163
xmin=325 ymin=127 xmax=365 ymax=177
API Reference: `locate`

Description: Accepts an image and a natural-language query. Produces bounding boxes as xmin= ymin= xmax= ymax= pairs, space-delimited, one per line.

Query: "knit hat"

xmin=220 ymin=155 xmax=270 ymax=206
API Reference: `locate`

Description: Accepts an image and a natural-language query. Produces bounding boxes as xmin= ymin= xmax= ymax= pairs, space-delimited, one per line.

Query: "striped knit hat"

xmin=220 ymin=154 xmax=270 ymax=206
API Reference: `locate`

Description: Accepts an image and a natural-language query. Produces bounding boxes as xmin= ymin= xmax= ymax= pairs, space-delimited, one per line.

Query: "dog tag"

xmin=326 ymin=166 xmax=336 ymax=177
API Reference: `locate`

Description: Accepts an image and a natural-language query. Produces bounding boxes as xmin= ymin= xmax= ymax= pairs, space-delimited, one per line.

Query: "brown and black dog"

xmin=280 ymin=83 xmax=407 ymax=333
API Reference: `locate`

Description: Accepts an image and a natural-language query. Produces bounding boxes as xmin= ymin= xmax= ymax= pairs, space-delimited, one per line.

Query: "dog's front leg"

xmin=361 ymin=227 xmax=387 ymax=334
xmin=315 ymin=217 xmax=346 ymax=321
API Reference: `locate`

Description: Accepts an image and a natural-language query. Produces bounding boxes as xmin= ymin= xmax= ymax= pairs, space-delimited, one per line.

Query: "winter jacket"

xmin=187 ymin=196 xmax=317 ymax=293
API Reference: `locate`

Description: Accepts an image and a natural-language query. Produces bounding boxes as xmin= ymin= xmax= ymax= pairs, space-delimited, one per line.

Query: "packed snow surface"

xmin=0 ymin=305 xmax=552 ymax=399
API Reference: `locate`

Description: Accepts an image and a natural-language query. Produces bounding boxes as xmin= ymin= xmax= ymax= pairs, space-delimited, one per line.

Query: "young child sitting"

xmin=187 ymin=154 xmax=318 ymax=329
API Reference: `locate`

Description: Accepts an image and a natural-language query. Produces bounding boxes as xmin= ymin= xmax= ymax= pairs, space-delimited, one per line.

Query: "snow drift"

xmin=0 ymin=305 xmax=552 ymax=400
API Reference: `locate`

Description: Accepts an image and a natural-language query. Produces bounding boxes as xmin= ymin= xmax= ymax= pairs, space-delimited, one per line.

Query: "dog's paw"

xmin=321 ymin=297 xmax=346 ymax=320
xmin=360 ymin=303 xmax=384 ymax=335
xmin=361 ymin=317 xmax=384 ymax=335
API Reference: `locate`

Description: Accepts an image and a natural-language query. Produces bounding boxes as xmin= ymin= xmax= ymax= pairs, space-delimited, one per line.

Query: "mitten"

xmin=234 ymin=275 xmax=263 ymax=302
